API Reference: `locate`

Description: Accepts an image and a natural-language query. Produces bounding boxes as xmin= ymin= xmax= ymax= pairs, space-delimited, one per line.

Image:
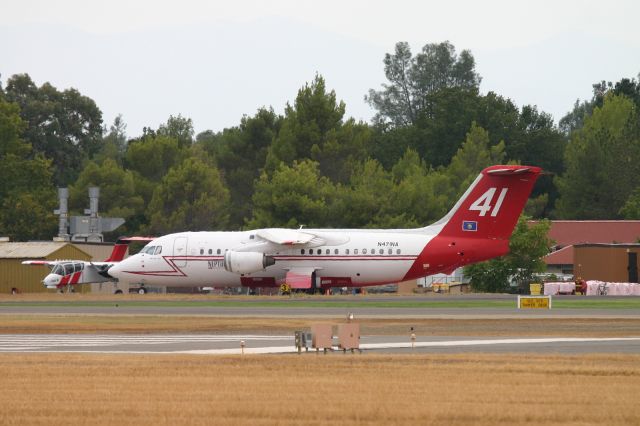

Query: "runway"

xmin=2 ymin=304 xmax=640 ymax=318
xmin=1 ymin=333 xmax=639 ymax=354
xmin=1 ymin=295 xmax=639 ymax=354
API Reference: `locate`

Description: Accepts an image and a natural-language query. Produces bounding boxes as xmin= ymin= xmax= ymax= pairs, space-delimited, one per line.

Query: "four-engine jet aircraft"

xmin=108 ymin=165 xmax=541 ymax=292
xmin=23 ymin=237 xmax=153 ymax=292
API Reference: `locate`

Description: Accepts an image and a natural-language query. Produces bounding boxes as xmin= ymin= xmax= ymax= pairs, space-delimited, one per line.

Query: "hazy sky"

xmin=2 ymin=0 xmax=639 ymax=138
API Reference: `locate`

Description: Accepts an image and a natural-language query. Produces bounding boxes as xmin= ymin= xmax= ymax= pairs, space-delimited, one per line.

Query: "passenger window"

xmin=309 ymin=249 xmax=314 ymax=255
xmin=73 ymin=263 xmax=82 ymax=273
xmin=249 ymin=234 xmax=255 ymax=239
xmin=363 ymin=249 xmax=367 ymax=254
xmin=334 ymin=249 xmax=338 ymax=255
xmin=325 ymin=249 xmax=330 ymax=255
xmin=388 ymin=248 xmax=392 ymax=255
xmin=64 ymin=264 xmax=73 ymax=275
xmin=371 ymin=249 xmax=375 ymax=255
xmin=217 ymin=249 xmax=221 ymax=255
xmin=379 ymin=249 xmax=384 ymax=255
xmin=397 ymin=249 xmax=401 ymax=254
xmin=301 ymin=249 xmax=305 ymax=255
xmin=208 ymin=249 xmax=212 ymax=255
xmin=354 ymin=249 xmax=358 ymax=255
xmin=345 ymin=249 xmax=350 ymax=255
xmin=155 ymin=246 xmax=162 ymax=255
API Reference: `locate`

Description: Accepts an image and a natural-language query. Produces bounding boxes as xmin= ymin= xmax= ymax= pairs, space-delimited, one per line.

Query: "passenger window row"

xmin=199 ymin=248 xmax=225 ymax=255
xmin=190 ymin=247 xmax=403 ymax=256
xmin=299 ymin=248 xmax=401 ymax=255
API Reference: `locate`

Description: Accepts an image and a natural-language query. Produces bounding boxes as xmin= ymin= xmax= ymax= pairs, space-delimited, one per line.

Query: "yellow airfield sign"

xmin=517 ymin=295 xmax=552 ymax=309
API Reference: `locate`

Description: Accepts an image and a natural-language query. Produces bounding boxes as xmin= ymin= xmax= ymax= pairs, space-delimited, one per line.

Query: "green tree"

xmin=332 ymin=159 xmax=396 ymax=228
xmin=69 ymin=159 xmax=144 ymax=235
xmin=94 ymin=115 xmax=128 ymax=165
xmin=125 ymin=134 xmax=184 ymax=183
xmin=198 ymin=108 xmax=282 ymax=228
xmin=620 ymin=188 xmax=640 ymax=219
xmin=3 ymin=74 xmax=103 ymax=185
xmin=446 ymin=122 xmax=506 ymax=197
xmin=266 ymin=75 xmax=370 ymax=182
xmin=559 ymin=74 xmax=640 ymax=135
xmin=366 ymin=41 xmax=481 ymax=126
xmin=555 ymin=94 xmax=640 ymax=219
xmin=158 ymin=114 xmax=194 ymax=148
xmin=248 ymin=160 xmax=335 ymax=229
xmin=465 ymin=217 xmax=552 ymax=292
xmin=0 ymin=97 xmax=56 ymax=240
xmin=124 ymin=133 xmax=187 ymax=209
xmin=146 ymin=157 xmax=230 ymax=234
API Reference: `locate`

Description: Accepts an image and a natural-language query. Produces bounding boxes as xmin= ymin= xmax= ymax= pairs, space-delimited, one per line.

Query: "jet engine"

xmin=223 ymin=251 xmax=275 ymax=274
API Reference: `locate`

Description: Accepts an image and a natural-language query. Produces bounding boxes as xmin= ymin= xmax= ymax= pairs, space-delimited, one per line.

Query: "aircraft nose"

xmin=43 ymin=274 xmax=61 ymax=289
xmin=108 ymin=262 xmax=124 ymax=279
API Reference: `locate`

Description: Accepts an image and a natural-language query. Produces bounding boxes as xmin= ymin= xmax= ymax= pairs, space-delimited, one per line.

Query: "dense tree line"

xmin=1 ymin=41 xmax=639 ymax=290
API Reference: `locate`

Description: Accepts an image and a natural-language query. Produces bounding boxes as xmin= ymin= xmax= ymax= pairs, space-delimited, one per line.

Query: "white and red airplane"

xmin=108 ymin=165 xmax=541 ymax=292
xmin=22 ymin=237 xmax=153 ymax=292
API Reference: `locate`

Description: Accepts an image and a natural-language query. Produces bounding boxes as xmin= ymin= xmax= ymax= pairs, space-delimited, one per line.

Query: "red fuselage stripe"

xmin=121 ymin=255 xmax=418 ymax=277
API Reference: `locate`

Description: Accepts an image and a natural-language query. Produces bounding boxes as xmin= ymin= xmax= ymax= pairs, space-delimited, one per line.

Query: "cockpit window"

xmin=154 ymin=246 xmax=162 ymax=255
xmin=142 ymin=245 xmax=157 ymax=254
xmin=52 ymin=265 xmax=64 ymax=275
xmin=73 ymin=263 xmax=84 ymax=273
xmin=64 ymin=263 xmax=74 ymax=275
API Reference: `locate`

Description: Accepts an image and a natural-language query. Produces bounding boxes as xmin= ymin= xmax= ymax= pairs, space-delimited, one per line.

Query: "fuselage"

xmin=109 ymin=228 xmax=437 ymax=288
xmin=108 ymin=165 xmax=543 ymax=290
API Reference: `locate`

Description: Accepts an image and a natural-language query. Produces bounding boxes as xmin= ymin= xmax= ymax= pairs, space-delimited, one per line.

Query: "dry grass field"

xmin=1 ymin=353 xmax=639 ymax=425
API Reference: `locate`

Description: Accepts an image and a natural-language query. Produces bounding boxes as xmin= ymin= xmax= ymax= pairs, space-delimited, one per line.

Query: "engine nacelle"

xmin=223 ymin=251 xmax=276 ymax=274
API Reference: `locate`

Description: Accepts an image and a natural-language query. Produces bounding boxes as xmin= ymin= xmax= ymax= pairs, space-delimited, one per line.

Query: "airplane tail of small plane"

xmin=103 ymin=237 xmax=155 ymax=262
xmin=404 ymin=165 xmax=541 ymax=279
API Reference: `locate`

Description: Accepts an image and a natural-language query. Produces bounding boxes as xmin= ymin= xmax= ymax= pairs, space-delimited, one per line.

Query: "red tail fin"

xmin=435 ymin=165 xmax=542 ymax=240
xmin=104 ymin=241 xmax=129 ymax=262
xmin=104 ymin=237 xmax=155 ymax=262
xmin=403 ymin=165 xmax=541 ymax=280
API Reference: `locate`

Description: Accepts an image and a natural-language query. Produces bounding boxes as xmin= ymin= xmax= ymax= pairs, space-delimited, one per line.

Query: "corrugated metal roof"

xmin=0 ymin=242 xmax=72 ymax=258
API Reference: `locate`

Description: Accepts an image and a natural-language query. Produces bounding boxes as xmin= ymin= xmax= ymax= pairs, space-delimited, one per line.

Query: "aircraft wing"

xmin=233 ymin=229 xmax=348 ymax=253
xmin=256 ymin=228 xmax=317 ymax=245
xmin=22 ymin=260 xmax=56 ymax=266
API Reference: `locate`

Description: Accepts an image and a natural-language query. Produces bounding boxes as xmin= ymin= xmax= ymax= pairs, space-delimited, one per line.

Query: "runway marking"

xmin=1 ymin=335 xmax=638 ymax=354
xmin=0 ymin=334 xmax=292 ymax=351
xmin=184 ymin=337 xmax=640 ymax=355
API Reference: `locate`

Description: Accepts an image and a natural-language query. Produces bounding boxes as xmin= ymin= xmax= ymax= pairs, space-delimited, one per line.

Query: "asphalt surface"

xmin=1 ymin=305 xmax=639 ymax=318
xmin=1 ymin=295 xmax=638 ymax=354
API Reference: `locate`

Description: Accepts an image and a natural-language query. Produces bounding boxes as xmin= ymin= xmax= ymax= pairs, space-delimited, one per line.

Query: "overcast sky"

xmin=2 ymin=0 xmax=639 ymax=138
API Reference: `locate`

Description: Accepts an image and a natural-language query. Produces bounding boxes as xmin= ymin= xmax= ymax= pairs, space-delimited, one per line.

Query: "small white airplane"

xmin=23 ymin=237 xmax=153 ymax=292
xmin=108 ymin=165 xmax=541 ymax=292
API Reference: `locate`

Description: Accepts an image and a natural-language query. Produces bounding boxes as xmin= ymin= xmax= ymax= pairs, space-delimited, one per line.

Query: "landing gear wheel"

xmin=138 ymin=287 xmax=147 ymax=295
xmin=114 ymin=289 xmax=123 ymax=295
